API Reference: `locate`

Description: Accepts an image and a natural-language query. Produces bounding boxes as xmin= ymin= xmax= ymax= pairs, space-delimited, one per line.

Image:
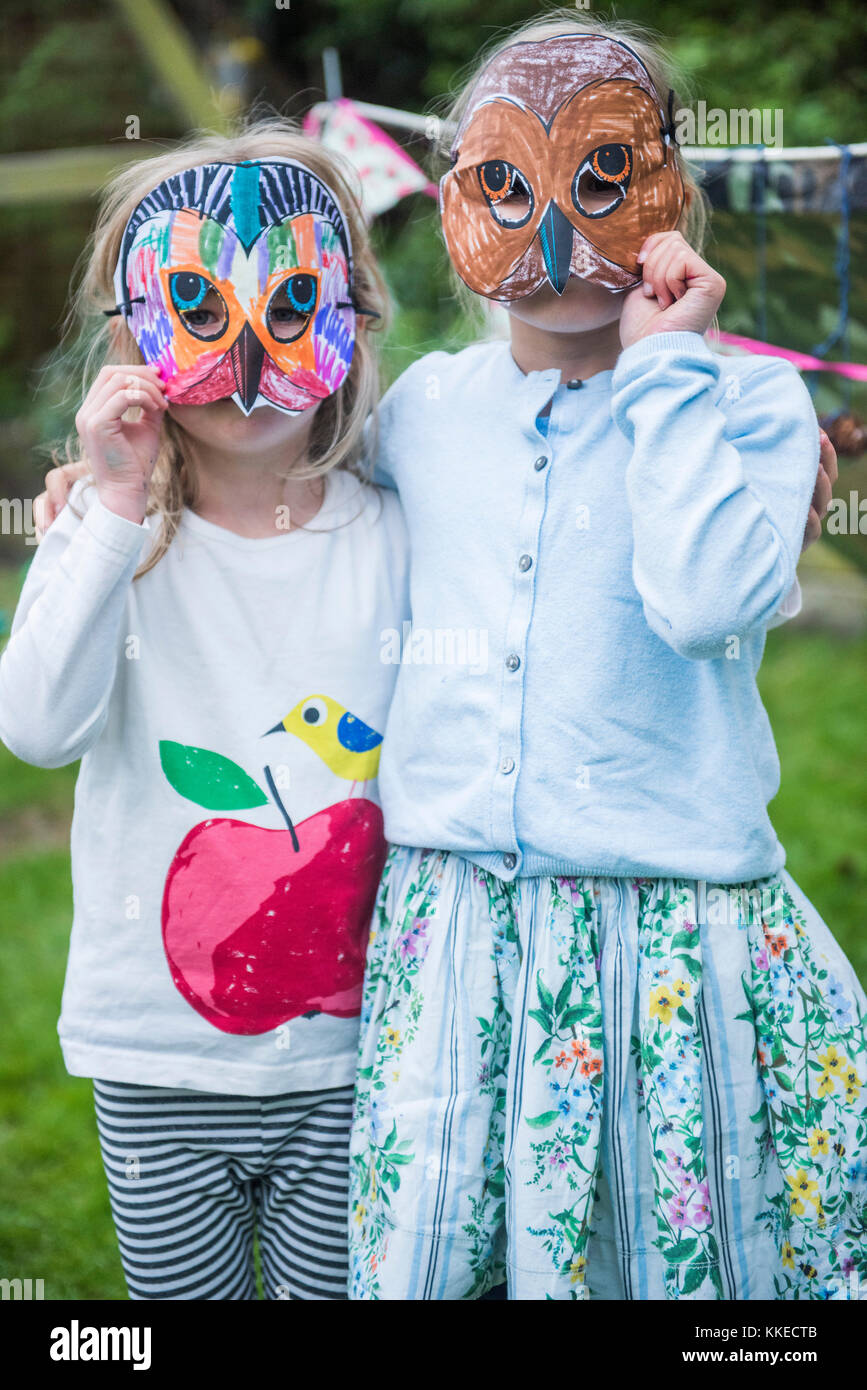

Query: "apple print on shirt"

xmin=158 ymin=696 xmax=386 ymax=1036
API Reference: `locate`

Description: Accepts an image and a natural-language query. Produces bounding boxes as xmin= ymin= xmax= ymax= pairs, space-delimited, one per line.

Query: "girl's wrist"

xmin=96 ymin=484 xmax=148 ymax=526
xmin=618 ymin=329 xmax=711 ymax=362
xmin=623 ymin=325 xmax=711 ymax=351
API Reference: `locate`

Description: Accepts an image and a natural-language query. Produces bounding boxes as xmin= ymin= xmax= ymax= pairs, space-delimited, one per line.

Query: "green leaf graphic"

xmin=681 ymin=1264 xmax=708 ymax=1297
xmin=537 ymin=972 xmax=555 ymax=1014
xmin=487 ymin=1164 xmax=506 ymax=1198
xmin=561 ymin=1003 xmax=592 ymax=1028
xmin=159 ymin=740 xmax=268 ymax=810
xmin=664 ymin=1238 xmax=698 ymax=1264
xmin=525 ymin=1110 xmax=561 ymax=1130
xmin=554 ymin=977 xmax=572 ymax=1016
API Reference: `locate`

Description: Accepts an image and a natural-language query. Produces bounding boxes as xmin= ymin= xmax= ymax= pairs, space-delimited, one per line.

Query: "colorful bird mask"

xmin=110 ymin=160 xmax=360 ymax=414
xmin=439 ymin=34 xmax=685 ymax=299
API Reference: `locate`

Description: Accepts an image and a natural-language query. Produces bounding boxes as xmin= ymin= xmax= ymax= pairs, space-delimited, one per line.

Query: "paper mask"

xmin=110 ymin=160 xmax=358 ymax=414
xmin=440 ymin=34 xmax=685 ymax=299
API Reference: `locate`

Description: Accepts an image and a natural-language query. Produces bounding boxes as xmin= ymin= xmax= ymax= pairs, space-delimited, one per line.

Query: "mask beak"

xmin=537 ymin=202 xmax=576 ymax=296
xmin=230 ymin=322 xmax=266 ymax=413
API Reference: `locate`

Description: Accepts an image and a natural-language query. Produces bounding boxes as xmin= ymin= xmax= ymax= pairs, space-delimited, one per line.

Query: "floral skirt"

xmin=348 ymin=847 xmax=867 ymax=1300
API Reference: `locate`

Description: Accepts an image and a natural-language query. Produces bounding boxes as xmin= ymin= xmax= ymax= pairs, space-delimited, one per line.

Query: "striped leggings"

xmin=93 ymin=1078 xmax=355 ymax=1300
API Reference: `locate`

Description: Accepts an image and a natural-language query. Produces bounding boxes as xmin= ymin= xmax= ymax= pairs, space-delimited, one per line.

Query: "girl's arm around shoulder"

xmin=371 ymin=483 xmax=411 ymax=623
xmin=611 ymin=332 xmax=818 ymax=660
xmin=351 ymin=472 xmax=409 ymax=570
xmin=364 ymin=350 xmax=465 ymax=490
xmin=0 ymin=479 xmax=150 ymax=766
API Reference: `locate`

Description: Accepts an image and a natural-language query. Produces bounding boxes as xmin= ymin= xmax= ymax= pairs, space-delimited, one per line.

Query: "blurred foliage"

xmin=0 ymin=3 xmax=179 ymax=155
xmin=248 ymin=0 xmax=867 ymax=142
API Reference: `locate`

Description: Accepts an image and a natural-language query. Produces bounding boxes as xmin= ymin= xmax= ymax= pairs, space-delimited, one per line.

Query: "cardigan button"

xmin=518 ymin=554 xmax=533 ymax=572
xmin=505 ymin=653 xmax=521 ymax=672
xmin=534 ymin=455 xmax=548 ymax=471
xmin=503 ymin=852 xmax=517 ymax=870
xmin=566 ymin=378 xmax=583 ymax=390
xmin=499 ymin=756 xmax=516 ymax=775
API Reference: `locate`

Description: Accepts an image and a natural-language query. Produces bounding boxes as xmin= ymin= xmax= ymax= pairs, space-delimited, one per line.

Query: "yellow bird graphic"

xmin=265 ymin=694 xmax=383 ymax=785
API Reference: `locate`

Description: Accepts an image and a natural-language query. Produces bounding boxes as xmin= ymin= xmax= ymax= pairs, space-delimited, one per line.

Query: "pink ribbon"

xmin=717 ymin=331 xmax=867 ymax=382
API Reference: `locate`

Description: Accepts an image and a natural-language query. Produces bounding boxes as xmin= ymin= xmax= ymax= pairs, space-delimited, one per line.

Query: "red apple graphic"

xmin=158 ymin=741 xmax=386 ymax=1035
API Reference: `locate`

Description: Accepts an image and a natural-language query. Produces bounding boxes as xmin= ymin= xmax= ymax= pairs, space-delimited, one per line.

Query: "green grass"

xmin=0 ymin=849 xmax=126 ymax=1298
xmin=758 ymin=626 xmax=867 ymax=983
xmin=0 ymin=590 xmax=864 ymax=1297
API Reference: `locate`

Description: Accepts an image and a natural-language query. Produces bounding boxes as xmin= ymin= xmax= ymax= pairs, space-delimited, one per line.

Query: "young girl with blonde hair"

xmin=0 ymin=119 xmax=408 ymax=1300
xmin=346 ymin=12 xmax=866 ymax=1301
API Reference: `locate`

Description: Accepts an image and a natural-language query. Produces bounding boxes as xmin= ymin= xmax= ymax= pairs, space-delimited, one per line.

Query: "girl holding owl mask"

xmin=346 ymin=15 xmax=866 ymax=1302
xmin=1 ymin=122 xmax=411 ymax=1300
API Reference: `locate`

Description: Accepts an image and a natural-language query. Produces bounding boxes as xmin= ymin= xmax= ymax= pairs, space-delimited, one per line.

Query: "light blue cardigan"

xmin=372 ymin=331 xmax=819 ymax=884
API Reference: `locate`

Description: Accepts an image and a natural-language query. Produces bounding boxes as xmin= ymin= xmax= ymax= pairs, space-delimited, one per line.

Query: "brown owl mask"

xmin=440 ymin=33 xmax=685 ymax=299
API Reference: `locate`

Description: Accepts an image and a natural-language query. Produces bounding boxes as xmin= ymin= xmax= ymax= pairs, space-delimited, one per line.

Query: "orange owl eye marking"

xmin=591 ymin=145 xmax=631 ymax=184
xmin=478 ymin=159 xmax=512 ymax=202
xmin=477 ymin=159 xmax=534 ymax=228
xmin=572 ymin=144 xmax=633 ymax=220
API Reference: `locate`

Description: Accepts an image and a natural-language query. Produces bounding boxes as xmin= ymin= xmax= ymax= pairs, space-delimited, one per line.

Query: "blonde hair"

xmin=58 ymin=116 xmax=389 ymax=576
xmin=436 ymin=8 xmax=709 ymax=256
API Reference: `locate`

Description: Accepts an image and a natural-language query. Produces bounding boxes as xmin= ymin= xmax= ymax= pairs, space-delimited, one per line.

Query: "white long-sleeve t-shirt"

xmin=0 ymin=470 xmax=409 ymax=1095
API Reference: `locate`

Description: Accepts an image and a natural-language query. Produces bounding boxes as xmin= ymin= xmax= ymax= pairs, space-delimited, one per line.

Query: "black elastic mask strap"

xmin=660 ymin=89 xmax=678 ymax=164
xmin=336 ymin=299 xmax=381 ymax=320
xmin=103 ymin=296 xmax=145 ymax=318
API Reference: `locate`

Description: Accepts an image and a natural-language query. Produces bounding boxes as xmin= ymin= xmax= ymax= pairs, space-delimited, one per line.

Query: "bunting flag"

xmin=303 ymin=98 xmax=437 ymax=222
xmin=692 ymin=153 xmax=867 ymax=214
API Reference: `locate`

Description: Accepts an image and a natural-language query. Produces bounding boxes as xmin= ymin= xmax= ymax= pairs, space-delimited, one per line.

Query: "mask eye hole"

xmin=267 ymin=273 xmax=318 ymax=343
xmin=478 ymin=160 xmax=534 ymax=228
xmin=572 ymin=144 xmax=633 ymax=219
xmin=170 ymin=272 xmax=228 ymax=339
